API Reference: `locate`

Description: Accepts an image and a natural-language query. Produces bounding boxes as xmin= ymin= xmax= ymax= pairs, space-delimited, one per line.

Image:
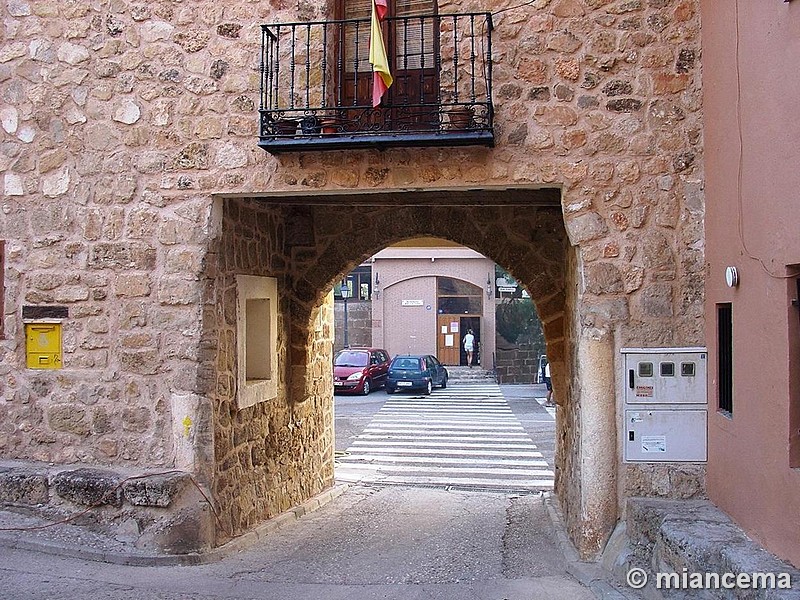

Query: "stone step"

xmin=446 ymin=367 xmax=496 ymax=382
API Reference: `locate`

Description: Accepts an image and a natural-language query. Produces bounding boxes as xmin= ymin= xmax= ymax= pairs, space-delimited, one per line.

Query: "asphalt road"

xmin=334 ymin=383 xmax=555 ymax=459
xmin=0 ymin=486 xmax=601 ymax=600
xmin=0 ymin=383 xmax=633 ymax=600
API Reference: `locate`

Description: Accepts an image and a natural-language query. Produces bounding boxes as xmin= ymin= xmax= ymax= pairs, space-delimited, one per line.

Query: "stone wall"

xmin=333 ymin=299 xmax=373 ymax=352
xmin=604 ymin=498 xmax=800 ymax=599
xmin=0 ymin=462 xmax=215 ymax=553
xmin=205 ymin=198 xmax=335 ymax=540
xmin=0 ymin=0 xmax=704 ymax=556
xmin=495 ymin=346 xmax=541 ymax=384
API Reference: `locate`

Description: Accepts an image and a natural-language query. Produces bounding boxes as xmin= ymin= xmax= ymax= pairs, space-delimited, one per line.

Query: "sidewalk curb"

xmin=0 ymin=484 xmax=349 ymax=567
xmin=542 ymin=493 xmax=642 ymax=600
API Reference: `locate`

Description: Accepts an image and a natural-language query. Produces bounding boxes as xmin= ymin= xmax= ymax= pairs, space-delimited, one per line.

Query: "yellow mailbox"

xmin=25 ymin=322 xmax=63 ymax=369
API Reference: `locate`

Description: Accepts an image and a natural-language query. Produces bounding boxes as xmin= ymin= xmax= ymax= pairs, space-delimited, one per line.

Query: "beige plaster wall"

xmin=380 ymin=277 xmax=439 ymax=357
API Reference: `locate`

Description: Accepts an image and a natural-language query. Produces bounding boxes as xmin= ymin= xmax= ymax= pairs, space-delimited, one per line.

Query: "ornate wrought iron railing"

xmin=259 ymin=12 xmax=493 ymax=152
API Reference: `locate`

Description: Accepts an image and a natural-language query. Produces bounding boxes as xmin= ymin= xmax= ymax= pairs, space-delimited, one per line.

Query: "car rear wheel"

xmin=361 ymin=379 xmax=371 ymax=396
xmin=425 ymin=380 xmax=433 ymax=395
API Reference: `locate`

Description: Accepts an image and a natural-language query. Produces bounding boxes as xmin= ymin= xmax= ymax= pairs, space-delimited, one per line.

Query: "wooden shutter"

xmin=393 ymin=0 xmax=436 ymax=70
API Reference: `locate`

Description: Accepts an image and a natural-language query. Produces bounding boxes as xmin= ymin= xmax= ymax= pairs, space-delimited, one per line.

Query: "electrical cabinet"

xmin=621 ymin=347 xmax=707 ymax=463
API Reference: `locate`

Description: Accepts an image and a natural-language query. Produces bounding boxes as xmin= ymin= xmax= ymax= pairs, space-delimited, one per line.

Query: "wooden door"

xmin=387 ymin=0 xmax=439 ymax=129
xmin=437 ymin=315 xmax=461 ymax=366
xmin=336 ymin=0 xmax=439 ymax=129
xmin=337 ymin=0 xmax=372 ymax=108
xmin=459 ymin=316 xmax=481 ymax=367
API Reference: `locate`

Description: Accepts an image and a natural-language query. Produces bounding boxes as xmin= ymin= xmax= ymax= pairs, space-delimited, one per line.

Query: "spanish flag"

xmin=369 ymin=0 xmax=393 ymax=107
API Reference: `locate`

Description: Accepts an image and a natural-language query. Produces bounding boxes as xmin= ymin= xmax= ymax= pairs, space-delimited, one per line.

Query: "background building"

xmin=370 ymin=239 xmax=496 ymax=366
xmin=333 ymin=240 xmax=546 ymax=381
xmin=333 ymin=240 xmax=497 ymax=367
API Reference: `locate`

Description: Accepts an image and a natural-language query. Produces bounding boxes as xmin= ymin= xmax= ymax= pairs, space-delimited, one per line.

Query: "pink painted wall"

xmin=370 ymin=248 xmax=496 ymax=363
xmin=701 ymin=0 xmax=800 ymax=567
xmin=378 ymin=277 xmax=439 ymax=357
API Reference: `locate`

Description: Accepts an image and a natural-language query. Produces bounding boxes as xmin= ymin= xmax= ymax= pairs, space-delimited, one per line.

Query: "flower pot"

xmin=272 ymin=119 xmax=298 ymax=135
xmin=320 ymin=118 xmax=339 ymax=134
xmin=447 ymin=108 xmax=474 ymax=130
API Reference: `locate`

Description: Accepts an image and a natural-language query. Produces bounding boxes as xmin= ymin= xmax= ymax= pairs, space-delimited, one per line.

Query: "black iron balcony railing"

xmin=259 ymin=12 xmax=493 ymax=152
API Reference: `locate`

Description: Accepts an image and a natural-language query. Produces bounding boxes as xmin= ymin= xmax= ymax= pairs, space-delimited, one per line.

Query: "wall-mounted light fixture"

xmin=486 ymin=273 xmax=493 ymax=298
xmin=373 ymin=271 xmax=381 ymax=299
xmin=725 ymin=266 xmax=739 ymax=288
xmin=342 ymin=276 xmax=353 ymax=347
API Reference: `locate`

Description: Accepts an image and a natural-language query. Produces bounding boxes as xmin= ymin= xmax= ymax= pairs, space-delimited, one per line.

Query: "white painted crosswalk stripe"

xmin=336 ymin=381 xmax=555 ymax=492
xmin=338 ymin=454 xmax=550 ymax=467
xmin=372 ymin=421 xmax=520 ymax=427
xmin=370 ymin=419 xmax=524 ymax=431
xmin=337 ymin=464 xmax=553 ymax=476
xmin=346 ymin=447 xmax=545 ymax=458
xmin=357 ymin=434 xmax=531 ymax=441
xmin=351 ymin=440 xmax=541 ymax=450
xmin=337 ymin=474 xmax=556 ymax=488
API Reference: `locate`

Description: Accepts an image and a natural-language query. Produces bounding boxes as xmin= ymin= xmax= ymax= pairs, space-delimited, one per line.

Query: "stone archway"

xmin=207 ymin=186 xmax=620 ymax=557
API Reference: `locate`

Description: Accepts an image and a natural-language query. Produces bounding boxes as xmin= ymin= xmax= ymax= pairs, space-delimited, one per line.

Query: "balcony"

xmin=258 ymin=12 xmax=494 ymax=153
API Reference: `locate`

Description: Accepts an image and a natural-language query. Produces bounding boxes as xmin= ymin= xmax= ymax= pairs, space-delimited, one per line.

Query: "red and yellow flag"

xmin=369 ymin=0 xmax=393 ymax=107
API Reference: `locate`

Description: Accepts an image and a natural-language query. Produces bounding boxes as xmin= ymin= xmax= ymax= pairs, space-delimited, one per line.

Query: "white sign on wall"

xmin=401 ymin=299 xmax=424 ymax=306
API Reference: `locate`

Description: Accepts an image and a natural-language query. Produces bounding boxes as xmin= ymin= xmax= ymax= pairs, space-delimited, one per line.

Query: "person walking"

xmin=543 ymin=361 xmax=555 ymax=406
xmin=463 ymin=329 xmax=475 ymax=368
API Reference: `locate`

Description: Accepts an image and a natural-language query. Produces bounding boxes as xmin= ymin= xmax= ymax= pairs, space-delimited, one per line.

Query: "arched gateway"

xmin=202 ymin=185 xmax=702 ymax=558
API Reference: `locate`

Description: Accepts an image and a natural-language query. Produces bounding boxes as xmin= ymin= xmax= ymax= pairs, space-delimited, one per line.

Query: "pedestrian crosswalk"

xmin=335 ymin=382 xmax=555 ymax=493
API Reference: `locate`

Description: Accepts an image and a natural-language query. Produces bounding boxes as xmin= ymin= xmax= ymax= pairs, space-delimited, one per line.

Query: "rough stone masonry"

xmin=0 ymin=0 xmax=705 ymax=556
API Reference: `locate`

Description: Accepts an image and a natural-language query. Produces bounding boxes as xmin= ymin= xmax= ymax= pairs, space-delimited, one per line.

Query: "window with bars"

xmin=338 ymin=0 xmax=438 ymax=112
xmin=340 ymin=0 xmax=436 ymax=70
xmin=717 ymin=303 xmax=733 ymax=416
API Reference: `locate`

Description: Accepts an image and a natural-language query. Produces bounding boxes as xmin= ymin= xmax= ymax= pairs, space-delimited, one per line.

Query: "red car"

xmin=333 ymin=348 xmax=390 ymax=395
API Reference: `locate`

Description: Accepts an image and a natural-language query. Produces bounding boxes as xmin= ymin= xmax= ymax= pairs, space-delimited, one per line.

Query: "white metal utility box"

xmin=621 ymin=347 xmax=708 ymax=463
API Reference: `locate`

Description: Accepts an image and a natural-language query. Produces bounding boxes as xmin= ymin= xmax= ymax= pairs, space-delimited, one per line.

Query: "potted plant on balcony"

xmin=319 ymin=116 xmax=340 ymax=134
xmin=271 ymin=117 xmax=299 ymax=135
xmin=446 ymin=105 xmax=475 ymax=130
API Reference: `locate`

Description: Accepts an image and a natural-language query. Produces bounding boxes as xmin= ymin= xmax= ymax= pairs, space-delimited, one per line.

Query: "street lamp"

xmin=373 ymin=271 xmax=381 ymax=300
xmin=341 ymin=277 xmax=352 ymax=348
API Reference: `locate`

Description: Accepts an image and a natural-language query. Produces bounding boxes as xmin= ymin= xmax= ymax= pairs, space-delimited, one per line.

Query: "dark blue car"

xmin=386 ymin=354 xmax=448 ymax=395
